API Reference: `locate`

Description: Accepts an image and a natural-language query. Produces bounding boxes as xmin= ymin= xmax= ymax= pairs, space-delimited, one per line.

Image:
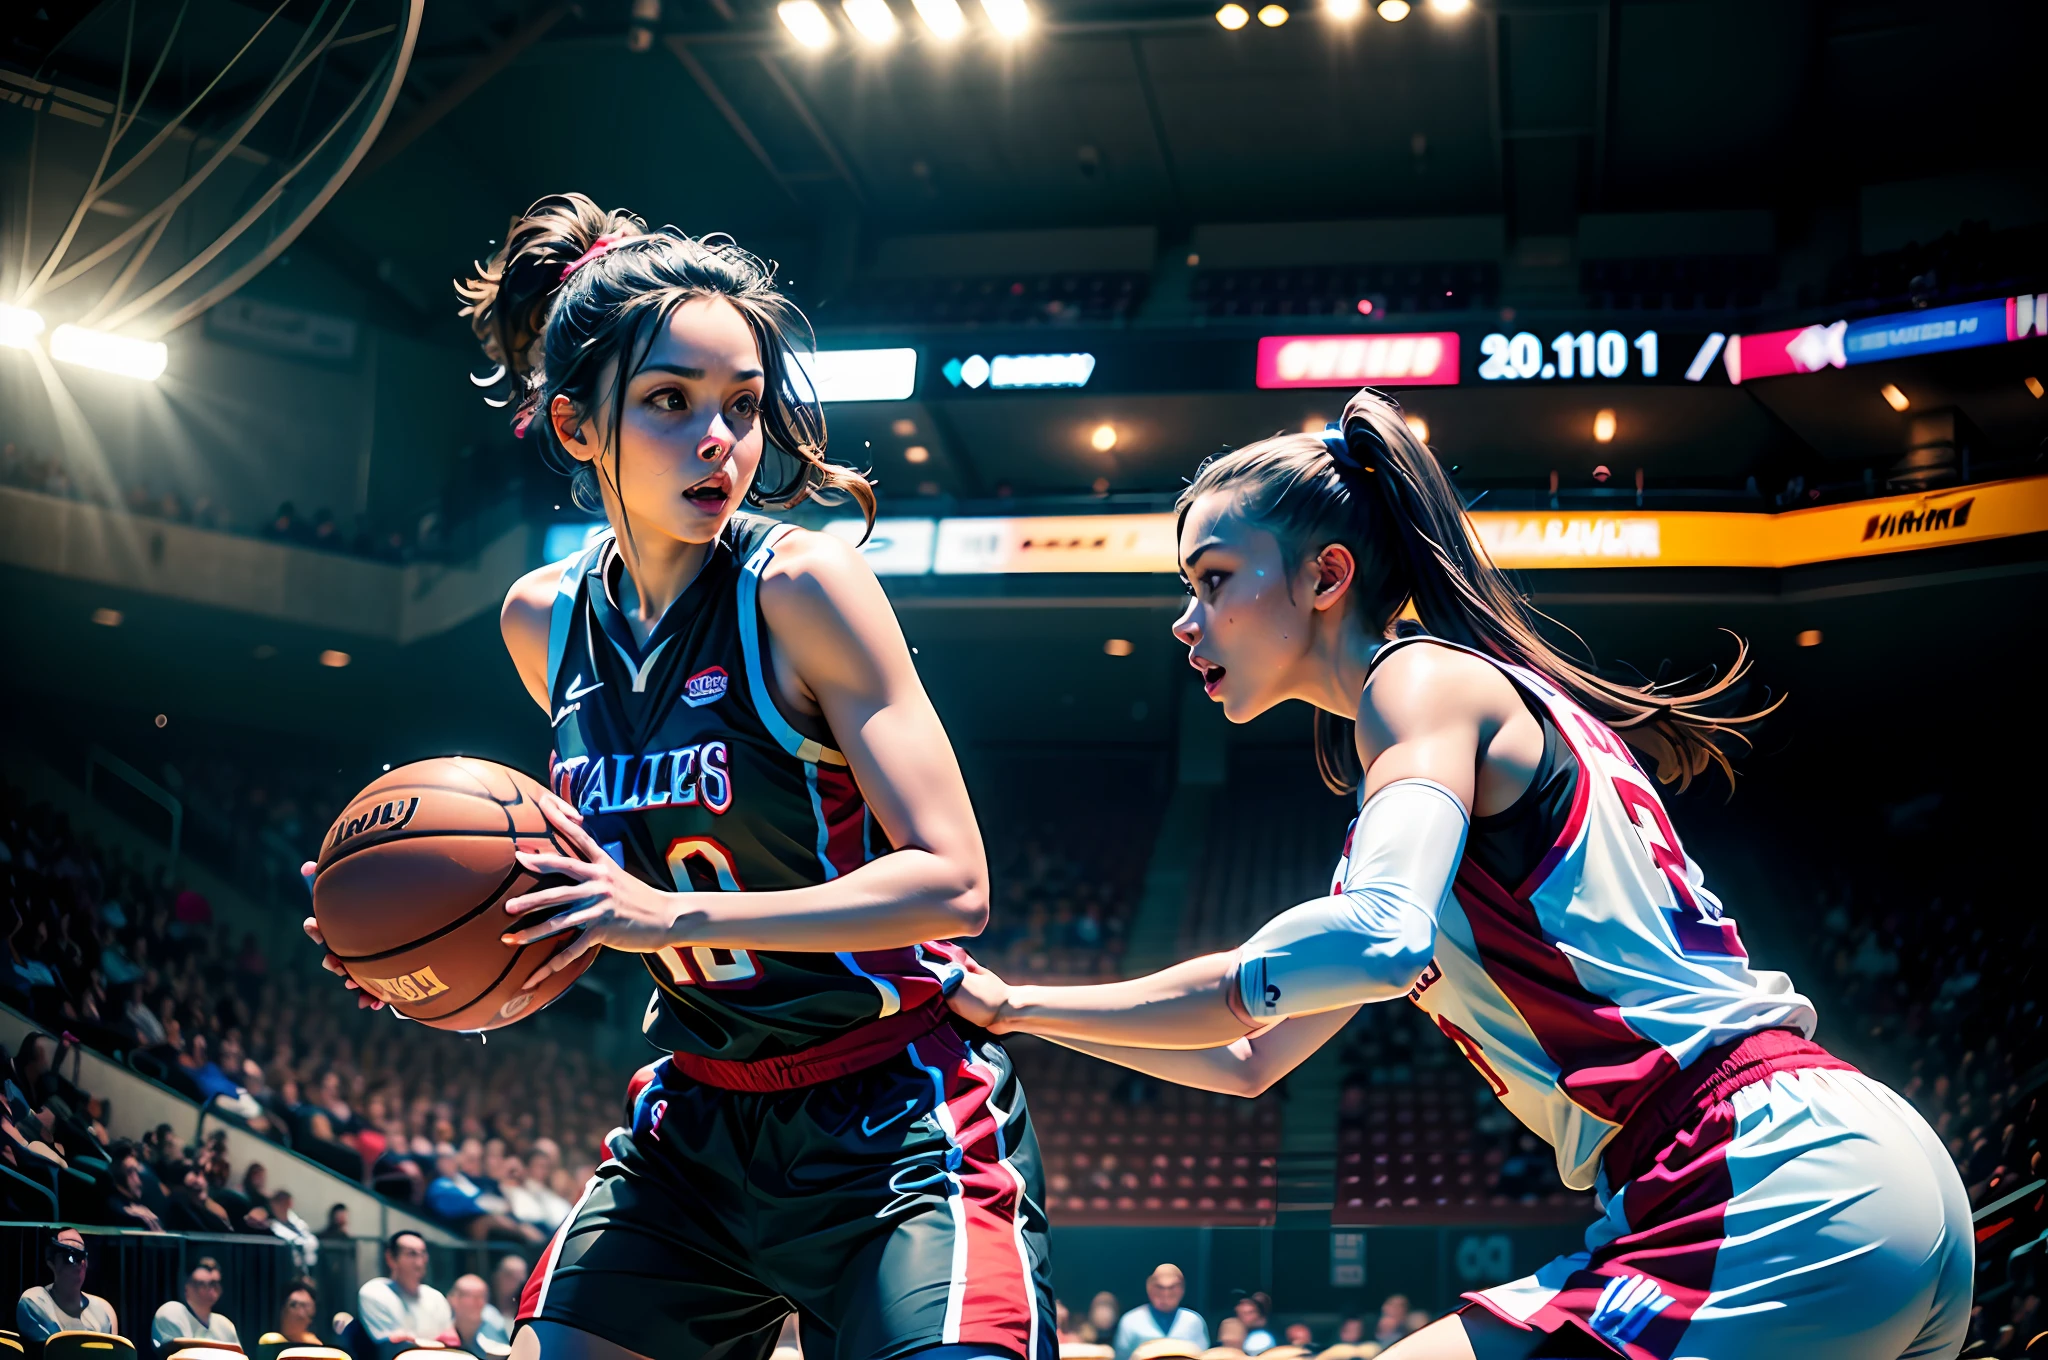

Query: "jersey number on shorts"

xmin=656 ymin=837 xmax=761 ymax=989
xmin=1610 ymin=778 xmax=1745 ymax=959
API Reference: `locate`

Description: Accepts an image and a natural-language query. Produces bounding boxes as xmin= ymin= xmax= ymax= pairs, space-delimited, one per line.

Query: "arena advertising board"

xmin=822 ymin=475 xmax=2048 ymax=576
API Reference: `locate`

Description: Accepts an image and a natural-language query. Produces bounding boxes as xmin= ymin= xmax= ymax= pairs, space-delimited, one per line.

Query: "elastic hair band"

xmin=1322 ymin=423 xmax=1378 ymax=476
xmin=560 ymin=232 xmax=627 ymax=282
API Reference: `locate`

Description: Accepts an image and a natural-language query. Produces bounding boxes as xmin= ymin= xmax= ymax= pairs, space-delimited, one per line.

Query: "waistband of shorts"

xmin=1602 ymin=1027 xmax=1858 ymax=1188
xmin=666 ymin=997 xmax=951 ymax=1092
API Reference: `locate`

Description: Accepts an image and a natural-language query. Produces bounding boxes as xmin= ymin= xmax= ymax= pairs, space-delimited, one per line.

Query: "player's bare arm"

xmin=952 ymin=643 xmax=1521 ymax=1049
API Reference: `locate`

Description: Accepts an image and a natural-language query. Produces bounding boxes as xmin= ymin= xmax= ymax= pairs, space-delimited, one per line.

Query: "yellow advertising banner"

xmin=922 ymin=477 xmax=2048 ymax=574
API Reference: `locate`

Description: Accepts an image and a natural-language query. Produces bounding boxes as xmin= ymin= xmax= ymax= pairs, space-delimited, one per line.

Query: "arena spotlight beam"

xmin=0 ymin=304 xmax=46 ymax=350
xmin=780 ymin=0 xmax=838 ymax=46
xmin=912 ymin=0 xmax=967 ymax=38
xmin=843 ymin=0 xmax=902 ymax=44
xmin=49 ymin=324 xmax=169 ymax=381
xmin=981 ymin=0 xmax=1031 ymax=37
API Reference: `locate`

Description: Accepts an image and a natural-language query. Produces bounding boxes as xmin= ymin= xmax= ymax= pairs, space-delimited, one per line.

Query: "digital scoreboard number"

xmin=1476 ymin=329 xmax=1660 ymax=382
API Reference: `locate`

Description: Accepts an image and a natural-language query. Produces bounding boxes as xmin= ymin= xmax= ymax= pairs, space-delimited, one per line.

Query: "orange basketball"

xmin=312 ymin=757 xmax=595 ymax=1031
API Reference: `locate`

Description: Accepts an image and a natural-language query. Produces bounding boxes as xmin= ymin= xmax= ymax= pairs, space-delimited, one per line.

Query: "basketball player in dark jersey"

xmin=303 ymin=195 xmax=1052 ymax=1360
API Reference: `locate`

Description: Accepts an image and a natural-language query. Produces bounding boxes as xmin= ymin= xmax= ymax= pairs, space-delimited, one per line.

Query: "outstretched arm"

xmin=950 ymin=644 xmax=1492 ymax=1049
xmin=501 ymin=530 xmax=989 ymax=982
xmin=1047 ymin=1006 xmax=1361 ymax=1097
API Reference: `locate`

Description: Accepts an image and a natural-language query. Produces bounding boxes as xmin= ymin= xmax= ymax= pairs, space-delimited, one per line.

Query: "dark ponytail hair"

xmin=1178 ymin=387 xmax=1778 ymax=796
xmin=456 ymin=193 xmax=874 ymax=532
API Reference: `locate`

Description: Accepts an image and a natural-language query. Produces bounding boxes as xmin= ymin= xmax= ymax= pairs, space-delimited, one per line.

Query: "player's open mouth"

xmin=1192 ymin=657 xmax=1226 ymax=696
xmin=682 ymin=476 xmax=730 ymax=511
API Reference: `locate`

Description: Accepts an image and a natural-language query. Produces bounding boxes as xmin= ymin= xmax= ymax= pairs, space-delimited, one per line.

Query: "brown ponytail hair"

xmin=1178 ymin=387 xmax=1779 ymax=796
xmin=456 ymin=193 xmax=875 ymax=533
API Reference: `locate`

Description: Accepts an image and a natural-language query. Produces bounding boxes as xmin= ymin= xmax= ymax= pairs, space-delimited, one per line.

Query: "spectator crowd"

xmin=14 ymin=1224 xmax=533 ymax=1360
xmin=1050 ymin=1263 xmax=1436 ymax=1360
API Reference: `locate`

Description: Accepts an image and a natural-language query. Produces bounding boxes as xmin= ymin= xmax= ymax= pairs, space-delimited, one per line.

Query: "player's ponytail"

xmin=1178 ymin=387 xmax=1778 ymax=795
xmin=456 ymin=192 xmax=875 ymax=534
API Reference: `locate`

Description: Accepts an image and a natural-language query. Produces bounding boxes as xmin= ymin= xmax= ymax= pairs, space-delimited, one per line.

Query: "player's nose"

xmin=1171 ymin=599 xmax=1201 ymax=644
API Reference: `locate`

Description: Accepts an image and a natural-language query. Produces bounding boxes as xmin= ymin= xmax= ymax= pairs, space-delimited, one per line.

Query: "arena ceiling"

xmin=10 ymin=0 xmax=2042 ymax=320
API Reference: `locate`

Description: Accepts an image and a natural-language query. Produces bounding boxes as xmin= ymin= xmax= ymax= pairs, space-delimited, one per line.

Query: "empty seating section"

xmin=1189 ymin=262 xmax=1498 ymax=319
xmin=1825 ymin=221 xmax=2048 ymax=310
xmin=1578 ymin=255 xmax=1776 ymax=311
xmin=819 ymin=272 xmax=1147 ymax=327
xmin=1333 ymin=1002 xmax=1588 ymax=1223
xmin=1009 ymin=1037 xmax=1281 ymax=1225
xmin=1178 ymin=752 xmax=1352 ymax=958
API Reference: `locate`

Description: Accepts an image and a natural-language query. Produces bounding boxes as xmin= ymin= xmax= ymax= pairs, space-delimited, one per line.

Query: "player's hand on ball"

xmin=301 ymin=862 xmax=384 ymax=1010
xmin=503 ymin=790 xmax=686 ymax=988
xmin=947 ymin=956 xmax=1014 ymax=1032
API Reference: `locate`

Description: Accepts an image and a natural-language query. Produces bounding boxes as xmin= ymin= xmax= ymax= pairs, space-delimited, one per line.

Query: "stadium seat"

xmin=163 ymin=1347 xmax=247 ymax=1360
xmin=45 ymin=1335 xmax=138 ymax=1360
xmin=0 ymin=1335 xmax=24 ymax=1360
xmin=252 ymin=1335 xmax=289 ymax=1360
xmin=166 ymin=1343 xmax=243 ymax=1355
xmin=276 ymin=1348 xmax=352 ymax=1360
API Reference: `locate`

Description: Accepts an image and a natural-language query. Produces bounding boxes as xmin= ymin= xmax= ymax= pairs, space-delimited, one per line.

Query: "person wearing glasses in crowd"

xmin=16 ymin=1229 xmax=118 ymax=1343
xmin=154 ymin=1256 xmax=242 ymax=1354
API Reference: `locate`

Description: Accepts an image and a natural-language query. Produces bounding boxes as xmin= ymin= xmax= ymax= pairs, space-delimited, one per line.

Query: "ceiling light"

xmin=1257 ymin=4 xmax=1288 ymax=23
xmin=319 ymin=649 xmax=352 ymax=668
xmin=0 ymin=304 xmax=46 ymax=350
xmin=1404 ymin=414 xmax=1429 ymax=444
xmin=911 ymin=0 xmax=967 ymax=36
xmin=1215 ymin=3 xmax=1248 ymax=27
xmin=2026 ymin=376 xmax=2044 ymax=399
xmin=92 ymin=608 xmax=123 ymax=627
xmin=842 ymin=0 xmax=900 ymax=42
xmin=1426 ymin=0 xmax=1468 ymax=12
xmin=1104 ymin=638 xmax=1135 ymax=657
xmin=905 ymin=445 xmax=930 ymax=463
xmin=1091 ymin=423 xmax=1118 ymax=451
xmin=892 ymin=418 xmax=918 ymax=436
xmin=1092 ymin=476 xmax=1111 ymax=494
xmin=1796 ymin=629 xmax=1822 ymax=648
xmin=980 ymin=0 xmax=1030 ymax=37
xmin=1300 ymin=414 xmax=1327 ymax=433
xmin=1592 ymin=408 xmax=1616 ymax=443
xmin=1880 ymin=383 xmax=1909 ymax=412
xmin=1377 ymin=0 xmax=1409 ymax=17
xmin=1325 ymin=0 xmax=1363 ymax=17
xmin=778 ymin=0 xmax=836 ymax=47
xmin=50 ymin=324 xmax=166 ymax=381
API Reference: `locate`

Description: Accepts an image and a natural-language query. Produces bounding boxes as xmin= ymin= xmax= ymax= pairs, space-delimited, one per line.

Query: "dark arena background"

xmin=2 ymin=0 xmax=2044 ymax=1358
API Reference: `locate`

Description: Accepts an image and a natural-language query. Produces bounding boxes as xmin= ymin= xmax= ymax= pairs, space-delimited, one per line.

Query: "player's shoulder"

xmin=755 ymin=521 xmax=874 ymax=598
xmin=1359 ymin=636 xmax=1520 ymax=730
xmin=502 ymin=557 xmax=571 ymax=632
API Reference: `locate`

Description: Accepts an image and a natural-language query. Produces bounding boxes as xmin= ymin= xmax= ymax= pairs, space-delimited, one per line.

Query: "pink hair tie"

xmin=560 ymin=232 xmax=627 ymax=282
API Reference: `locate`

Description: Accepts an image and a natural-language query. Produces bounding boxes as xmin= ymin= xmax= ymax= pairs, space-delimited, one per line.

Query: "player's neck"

xmin=1295 ymin=612 xmax=1383 ymax=717
xmin=613 ymin=532 xmax=715 ymax=644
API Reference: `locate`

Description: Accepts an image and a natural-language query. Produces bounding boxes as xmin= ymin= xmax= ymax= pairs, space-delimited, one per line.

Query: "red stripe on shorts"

xmin=912 ymin=1027 xmax=1037 ymax=1359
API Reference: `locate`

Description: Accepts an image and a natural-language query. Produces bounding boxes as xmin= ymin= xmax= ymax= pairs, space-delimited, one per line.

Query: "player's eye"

xmin=648 ymin=387 xmax=686 ymax=412
xmin=730 ymin=391 xmax=759 ymax=419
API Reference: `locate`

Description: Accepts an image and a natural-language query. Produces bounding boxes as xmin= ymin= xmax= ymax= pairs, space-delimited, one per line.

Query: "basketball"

xmin=311 ymin=757 xmax=595 ymax=1032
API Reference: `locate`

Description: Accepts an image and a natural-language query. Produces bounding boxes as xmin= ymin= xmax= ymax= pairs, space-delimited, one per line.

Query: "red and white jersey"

xmin=1342 ymin=638 xmax=1816 ymax=1192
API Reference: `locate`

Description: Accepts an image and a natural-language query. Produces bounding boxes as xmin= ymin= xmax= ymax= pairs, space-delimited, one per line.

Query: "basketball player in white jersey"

xmin=948 ymin=387 xmax=1972 ymax=1360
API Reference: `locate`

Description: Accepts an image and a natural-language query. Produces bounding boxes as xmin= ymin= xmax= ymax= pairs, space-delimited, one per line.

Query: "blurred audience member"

xmin=16 ymin=1229 xmax=118 ymax=1342
xmin=358 ymin=1232 xmax=457 ymax=1347
xmin=152 ymin=1255 xmax=241 ymax=1351
xmin=1114 ymin=1266 xmax=1207 ymax=1360
xmin=278 ymin=1279 xmax=322 ymax=1345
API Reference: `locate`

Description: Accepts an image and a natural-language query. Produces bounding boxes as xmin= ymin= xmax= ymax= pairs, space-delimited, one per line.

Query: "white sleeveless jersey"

xmin=1339 ymin=638 xmax=1816 ymax=1192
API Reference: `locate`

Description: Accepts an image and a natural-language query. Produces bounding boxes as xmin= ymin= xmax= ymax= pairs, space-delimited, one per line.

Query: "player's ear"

xmin=549 ymin=394 xmax=593 ymax=461
xmin=1309 ymin=543 xmax=1355 ymax=611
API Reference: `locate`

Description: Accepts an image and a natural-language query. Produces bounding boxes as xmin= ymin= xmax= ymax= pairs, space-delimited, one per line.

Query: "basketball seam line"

xmin=326 ymin=861 xmax=543 ymax=965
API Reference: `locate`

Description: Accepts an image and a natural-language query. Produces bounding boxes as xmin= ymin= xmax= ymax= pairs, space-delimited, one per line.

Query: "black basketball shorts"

xmin=516 ymin=1023 xmax=1054 ymax=1360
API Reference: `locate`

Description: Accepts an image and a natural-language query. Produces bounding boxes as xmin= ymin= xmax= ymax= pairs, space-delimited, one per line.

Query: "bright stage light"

xmin=1404 ymin=414 xmax=1429 ymax=444
xmin=1324 ymin=0 xmax=1363 ymax=19
xmin=779 ymin=0 xmax=836 ymax=47
xmin=1426 ymin=0 xmax=1468 ymax=12
xmin=980 ymin=0 xmax=1030 ymax=37
xmin=1215 ymin=3 xmax=1249 ymax=26
xmin=1257 ymin=4 xmax=1288 ymax=23
xmin=1880 ymin=383 xmax=1909 ymax=412
xmin=905 ymin=445 xmax=931 ymax=464
xmin=50 ymin=324 xmax=167 ymax=381
xmin=1593 ymin=409 xmax=1616 ymax=443
xmin=1091 ymin=423 xmax=1118 ymax=452
xmin=912 ymin=0 xmax=967 ymax=38
xmin=0 ymin=304 xmax=46 ymax=351
xmin=792 ymin=348 xmax=918 ymax=401
xmin=842 ymin=0 xmax=900 ymax=43
xmin=1377 ymin=0 xmax=1409 ymax=17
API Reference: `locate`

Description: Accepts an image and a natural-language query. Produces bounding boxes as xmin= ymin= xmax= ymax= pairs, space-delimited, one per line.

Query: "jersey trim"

xmin=546 ymin=537 xmax=610 ymax=697
xmin=736 ymin=523 xmax=848 ymax=767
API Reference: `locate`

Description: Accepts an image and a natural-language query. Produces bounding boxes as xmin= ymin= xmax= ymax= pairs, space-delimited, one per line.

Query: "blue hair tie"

xmin=1321 ymin=422 xmax=1376 ymax=475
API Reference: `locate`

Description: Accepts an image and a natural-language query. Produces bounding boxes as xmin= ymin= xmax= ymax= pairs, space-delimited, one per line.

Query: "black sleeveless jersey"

xmin=544 ymin=515 xmax=960 ymax=1063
